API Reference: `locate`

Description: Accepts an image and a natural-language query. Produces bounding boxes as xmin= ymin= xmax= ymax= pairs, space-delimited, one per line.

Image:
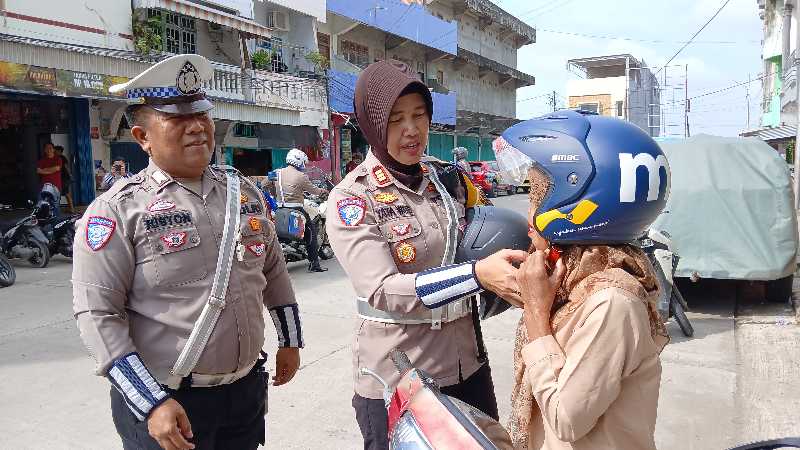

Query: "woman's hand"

xmin=474 ymin=249 xmax=529 ymax=307
xmin=517 ymin=250 xmax=566 ymax=341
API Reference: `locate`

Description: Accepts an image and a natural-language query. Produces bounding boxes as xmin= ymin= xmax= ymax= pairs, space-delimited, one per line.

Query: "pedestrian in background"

xmin=72 ymin=54 xmax=303 ymax=450
xmin=36 ymin=142 xmax=62 ymax=216
xmin=54 ymin=145 xmax=74 ymax=213
xmin=100 ymin=156 xmax=133 ymax=190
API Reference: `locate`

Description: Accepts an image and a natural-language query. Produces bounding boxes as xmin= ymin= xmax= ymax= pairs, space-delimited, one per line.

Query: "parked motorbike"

xmin=638 ymin=227 xmax=694 ymax=337
xmin=36 ymin=183 xmax=78 ymax=258
xmin=0 ymin=206 xmax=50 ymax=268
xmin=0 ymin=253 xmax=15 ymax=287
xmin=360 ymin=349 xmax=512 ymax=449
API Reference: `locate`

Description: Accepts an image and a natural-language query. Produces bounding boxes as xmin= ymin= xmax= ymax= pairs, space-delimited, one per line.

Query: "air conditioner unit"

xmin=266 ymin=11 xmax=289 ymax=31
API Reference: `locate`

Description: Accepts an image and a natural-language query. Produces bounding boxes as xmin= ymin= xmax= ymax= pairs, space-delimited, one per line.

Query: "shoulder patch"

xmin=86 ymin=216 xmax=116 ymax=251
xmin=337 ymin=197 xmax=366 ymax=227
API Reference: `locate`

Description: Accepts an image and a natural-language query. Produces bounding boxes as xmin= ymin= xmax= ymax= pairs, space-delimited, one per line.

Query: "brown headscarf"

xmin=354 ymin=60 xmax=433 ymax=188
xmin=507 ymin=167 xmax=669 ymax=449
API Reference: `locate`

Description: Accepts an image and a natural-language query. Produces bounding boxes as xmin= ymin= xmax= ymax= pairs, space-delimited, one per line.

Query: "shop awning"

xmin=133 ymin=0 xmax=272 ymax=39
xmin=740 ymin=124 xmax=797 ymax=142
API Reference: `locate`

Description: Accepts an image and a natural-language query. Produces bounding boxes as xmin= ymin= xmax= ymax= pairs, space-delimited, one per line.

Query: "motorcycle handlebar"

xmin=390 ymin=349 xmax=413 ymax=374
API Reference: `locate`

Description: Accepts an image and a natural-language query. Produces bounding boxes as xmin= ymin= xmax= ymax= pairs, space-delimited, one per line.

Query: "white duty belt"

xmin=166 ymin=166 xmax=242 ymax=389
xmin=357 ymin=162 xmax=467 ymax=330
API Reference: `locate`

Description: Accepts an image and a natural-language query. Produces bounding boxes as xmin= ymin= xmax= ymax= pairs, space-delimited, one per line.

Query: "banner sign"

xmin=0 ymin=61 xmax=129 ymax=99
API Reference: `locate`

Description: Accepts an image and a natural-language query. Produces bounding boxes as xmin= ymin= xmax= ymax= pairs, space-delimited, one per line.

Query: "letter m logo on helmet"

xmin=619 ymin=153 xmax=669 ymax=203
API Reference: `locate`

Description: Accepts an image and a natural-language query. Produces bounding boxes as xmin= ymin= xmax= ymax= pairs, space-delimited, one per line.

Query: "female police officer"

xmin=326 ymin=60 xmax=526 ymax=450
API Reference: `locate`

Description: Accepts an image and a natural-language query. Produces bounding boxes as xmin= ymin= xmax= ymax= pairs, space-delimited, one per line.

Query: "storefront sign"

xmin=0 ymin=61 xmax=128 ymax=99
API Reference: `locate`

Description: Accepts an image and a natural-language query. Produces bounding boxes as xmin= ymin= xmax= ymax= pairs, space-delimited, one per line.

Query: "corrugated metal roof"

xmin=133 ymin=0 xmax=272 ymax=39
xmin=740 ymin=125 xmax=797 ymax=142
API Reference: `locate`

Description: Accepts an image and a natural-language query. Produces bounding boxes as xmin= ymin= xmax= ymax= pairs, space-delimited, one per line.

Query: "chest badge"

xmin=85 ymin=216 xmax=116 ymax=251
xmin=249 ymin=216 xmax=262 ymax=232
xmin=427 ymin=183 xmax=437 ymax=193
xmin=148 ymin=199 xmax=176 ymax=212
xmin=240 ymin=193 xmax=249 ymax=204
xmin=161 ymin=231 xmax=188 ymax=248
xmin=152 ymin=170 xmax=169 ymax=186
xmin=374 ymin=192 xmax=399 ymax=204
xmin=247 ymin=242 xmax=266 ymax=257
xmin=372 ymin=166 xmax=392 ymax=187
xmin=391 ymin=223 xmax=412 ymax=236
xmin=395 ymin=242 xmax=417 ymax=264
xmin=337 ymin=197 xmax=366 ymax=227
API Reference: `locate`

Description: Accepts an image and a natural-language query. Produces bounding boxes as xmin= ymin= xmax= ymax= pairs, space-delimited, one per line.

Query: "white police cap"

xmin=109 ymin=54 xmax=214 ymax=115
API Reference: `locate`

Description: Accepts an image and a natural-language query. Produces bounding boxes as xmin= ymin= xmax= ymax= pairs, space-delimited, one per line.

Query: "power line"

xmin=523 ymin=0 xmax=580 ymax=20
xmin=656 ymin=0 xmax=733 ymax=76
xmin=536 ymin=28 xmax=759 ymax=45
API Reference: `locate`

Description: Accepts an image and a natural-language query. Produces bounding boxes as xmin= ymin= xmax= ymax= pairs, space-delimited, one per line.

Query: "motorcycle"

xmin=36 ymin=183 xmax=78 ymax=258
xmin=0 ymin=253 xmax=15 ymax=287
xmin=363 ymin=351 xmax=798 ymax=450
xmin=360 ymin=349 xmax=512 ymax=449
xmin=0 ymin=206 xmax=51 ymax=269
xmin=638 ymin=227 xmax=694 ymax=337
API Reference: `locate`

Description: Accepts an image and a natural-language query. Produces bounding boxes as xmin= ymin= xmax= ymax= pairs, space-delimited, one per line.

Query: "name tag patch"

xmin=241 ymin=202 xmax=263 ymax=215
xmin=143 ymin=211 xmax=193 ymax=232
xmin=86 ymin=216 xmax=116 ymax=251
xmin=338 ymin=197 xmax=366 ymax=227
xmin=161 ymin=231 xmax=187 ymax=248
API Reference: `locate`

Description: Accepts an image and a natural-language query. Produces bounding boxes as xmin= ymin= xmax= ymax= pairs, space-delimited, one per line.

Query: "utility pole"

xmin=794 ymin=1 xmax=800 ymax=208
xmin=746 ymin=73 xmax=751 ymax=130
xmin=550 ymin=90 xmax=558 ymax=112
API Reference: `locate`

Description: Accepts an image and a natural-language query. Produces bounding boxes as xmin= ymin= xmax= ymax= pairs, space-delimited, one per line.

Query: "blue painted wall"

xmin=327 ymin=0 xmax=457 ymax=55
xmin=328 ymin=69 xmax=456 ymax=126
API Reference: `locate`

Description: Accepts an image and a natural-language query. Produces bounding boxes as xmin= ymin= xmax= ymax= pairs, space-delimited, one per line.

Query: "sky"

xmin=496 ymin=0 xmax=765 ymax=137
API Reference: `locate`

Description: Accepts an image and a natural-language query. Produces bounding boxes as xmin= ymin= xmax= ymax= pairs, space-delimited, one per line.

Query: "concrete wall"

xmin=196 ymin=22 xmax=243 ymax=66
xmin=452 ymin=65 xmax=515 ymax=118
xmin=0 ymin=0 xmax=134 ymax=51
xmin=251 ymin=1 xmax=320 ymax=73
xmin=567 ymin=74 xmax=660 ymax=136
xmin=261 ymin=0 xmax=327 ymax=23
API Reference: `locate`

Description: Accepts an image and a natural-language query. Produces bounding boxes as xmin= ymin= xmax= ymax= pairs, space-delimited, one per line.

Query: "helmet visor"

xmin=492 ymin=136 xmax=533 ymax=186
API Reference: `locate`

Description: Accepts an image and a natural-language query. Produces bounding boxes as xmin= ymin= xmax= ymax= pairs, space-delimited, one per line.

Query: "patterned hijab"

xmin=507 ymin=166 xmax=669 ymax=449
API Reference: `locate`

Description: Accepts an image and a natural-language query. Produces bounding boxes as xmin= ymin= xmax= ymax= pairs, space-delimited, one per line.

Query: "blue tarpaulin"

xmin=70 ymin=98 xmax=94 ymax=205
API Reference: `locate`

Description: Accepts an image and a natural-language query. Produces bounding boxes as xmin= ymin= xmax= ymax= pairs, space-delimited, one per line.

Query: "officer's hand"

xmin=273 ymin=347 xmax=300 ymax=386
xmin=147 ymin=398 xmax=195 ymax=450
xmin=475 ymin=249 xmax=528 ymax=307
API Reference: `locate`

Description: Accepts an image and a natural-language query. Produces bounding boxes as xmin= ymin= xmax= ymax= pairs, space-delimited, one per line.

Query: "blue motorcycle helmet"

xmin=493 ymin=110 xmax=669 ymax=244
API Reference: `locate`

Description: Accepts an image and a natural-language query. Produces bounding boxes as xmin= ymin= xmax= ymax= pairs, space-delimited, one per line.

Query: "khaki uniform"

xmin=326 ymin=152 xmax=484 ymax=399
xmin=73 ymin=160 xmax=300 ymax=385
xmin=275 ymin=165 xmax=325 ymax=205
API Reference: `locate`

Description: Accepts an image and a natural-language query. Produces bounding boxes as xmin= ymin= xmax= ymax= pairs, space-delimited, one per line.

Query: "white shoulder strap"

xmin=170 ymin=168 xmax=241 ymax=380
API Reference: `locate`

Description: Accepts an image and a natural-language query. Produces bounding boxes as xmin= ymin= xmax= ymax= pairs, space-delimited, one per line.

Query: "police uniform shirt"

xmin=276 ymin=165 xmax=325 ymax=204
xmin=73 ymin=160 xmax=302 ymax=418
xmin=326 ymin=151 xmax=485 ymax=399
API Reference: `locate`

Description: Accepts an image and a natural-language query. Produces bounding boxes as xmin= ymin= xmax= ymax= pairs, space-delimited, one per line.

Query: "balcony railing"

xmin=781 ymin=62 xmax=797 ymax=110
xmin=204 ymin=63 xmax=245 ymax=102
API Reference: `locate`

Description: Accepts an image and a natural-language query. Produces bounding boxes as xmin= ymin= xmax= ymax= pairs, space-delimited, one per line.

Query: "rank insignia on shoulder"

xmin=374 ymin=192 xmax=399 ymax=204
xmin=396 ymin=242 xmax=416 ymax=263
xmin=86 ymin=216 xmax=116 ymax=251
xmin=152 ymin=170 xmax=169 ymax=186
xmin=148 ymin=199 xmax=176 ymax=212
xmin=421 ymin=165 xmax=429 ymax=174
xmin=391 ymin=223 xmax=411 ymax=236
xmin=240 ymin=193 xmax=249 ymax=204
xmin=161 ymin=231 xmax=187 ymax=248
xmin=426 ymin=183 xmax=436 ymax=193
xmin=249 ymin=216 xmax=262 ymax=232
xmin=337 ymin=197 xmax=366 ymax=227
xmin=372 ymin=166 xmax=391 ymax=187
xmin=247 ymin=242 xmax=266 ymax=257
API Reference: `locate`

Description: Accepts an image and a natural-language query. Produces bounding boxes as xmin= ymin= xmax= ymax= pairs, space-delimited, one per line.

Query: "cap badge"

xmin=176 ymin=61 xmax=202 ymax=95
xmin=396 ymin=242 xmax=416 ymax=263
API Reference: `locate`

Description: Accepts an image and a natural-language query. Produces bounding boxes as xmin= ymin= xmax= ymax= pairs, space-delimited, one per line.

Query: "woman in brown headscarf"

xmin=493 ymin=111 xmax=671 ymax=450
xmin=326 ymin=60 xmax=527 ymax=450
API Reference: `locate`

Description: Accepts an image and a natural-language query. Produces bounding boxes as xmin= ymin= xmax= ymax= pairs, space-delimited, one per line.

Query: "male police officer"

xmin=274 ymin=149 xmax=328 ymax=272
xmin=72 ymin=55 xmax=303 ymax=450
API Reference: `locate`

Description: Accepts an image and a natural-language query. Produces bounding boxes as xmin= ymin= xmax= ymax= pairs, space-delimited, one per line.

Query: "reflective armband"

xmin=269 ymin=303 xmax=304 ymax=348
xmin=415 ymin=261 xmax=483 ymax=309
xmin=107 ymin=353 xmax=169 ymax=421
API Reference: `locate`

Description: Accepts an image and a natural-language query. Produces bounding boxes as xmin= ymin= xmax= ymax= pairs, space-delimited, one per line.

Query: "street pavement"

xmin=0 ymin=192 xmax=798 ymax=449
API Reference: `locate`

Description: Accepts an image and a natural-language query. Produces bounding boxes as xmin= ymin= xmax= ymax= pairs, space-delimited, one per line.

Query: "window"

xmin=340 ymin=40 xmax=369 ymax=68
xmin=436 ymin=70 xmax=444 ymax=85
xmin=578 ymin=103 xmax=599 ymax=114
xmin=616 ymin=101 xmax=624 ymax=117
xmin=317 ymin=33 xmax=330 ymax=61
xmin=148 ymin=9 xmax=196 ymax=54
xmin=234 ymin=123 xmax=256 ymax=138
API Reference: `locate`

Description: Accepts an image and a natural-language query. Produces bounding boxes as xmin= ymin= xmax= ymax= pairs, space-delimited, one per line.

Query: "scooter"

xmin=0 ymin=253 xmax=15 ymax=287
xmin=363 ymin=352 xmax=798 ymax=450
xmin=638 ymin=228 xmax=694 ymax=337
xmin=360 ymin=350 xmax=513 ymax=450
xmin=0 ymin=206 xmax=51 ymax=269
xmin=35 ymin=183 xmax=78 ymax=258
